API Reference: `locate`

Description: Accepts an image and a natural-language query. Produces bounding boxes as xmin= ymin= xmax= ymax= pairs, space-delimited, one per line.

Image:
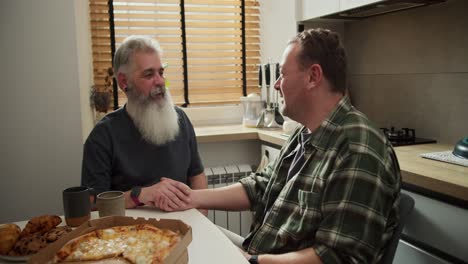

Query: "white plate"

xmin=0 ymin=254 xmax=30 ymax=262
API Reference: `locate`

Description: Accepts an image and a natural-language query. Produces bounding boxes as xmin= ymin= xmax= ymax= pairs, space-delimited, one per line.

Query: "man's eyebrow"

xmin=142 ymin=68 xmax=155 ymax=75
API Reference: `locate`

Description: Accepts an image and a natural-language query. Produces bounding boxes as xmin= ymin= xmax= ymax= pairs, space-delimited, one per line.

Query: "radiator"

xmin=205 ymin=164 xmax=254 ymax=237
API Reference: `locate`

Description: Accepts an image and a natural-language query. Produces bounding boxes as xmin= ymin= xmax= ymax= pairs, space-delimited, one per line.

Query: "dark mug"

xmin=62 ymin=186 xmax=91 ymax=227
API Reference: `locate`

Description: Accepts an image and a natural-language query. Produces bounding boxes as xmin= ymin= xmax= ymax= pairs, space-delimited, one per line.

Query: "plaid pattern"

xmin=240 ymin=96 xmax=401 ymax=263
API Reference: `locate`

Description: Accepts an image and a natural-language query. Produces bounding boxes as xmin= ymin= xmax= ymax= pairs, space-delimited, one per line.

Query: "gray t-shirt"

xmin=81 ymin=106 xmax=204 ymax=195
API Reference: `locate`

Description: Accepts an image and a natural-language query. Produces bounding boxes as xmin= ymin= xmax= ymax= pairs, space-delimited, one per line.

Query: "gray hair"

xmin=113 ymin=36 xmax=163 ymax=75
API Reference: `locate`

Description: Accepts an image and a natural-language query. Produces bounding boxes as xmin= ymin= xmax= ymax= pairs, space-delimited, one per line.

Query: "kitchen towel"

xmin=420 ymin=151 xmax=468 ymax=167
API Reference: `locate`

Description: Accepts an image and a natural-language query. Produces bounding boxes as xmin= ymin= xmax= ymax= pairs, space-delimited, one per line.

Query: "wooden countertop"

xmin=194 ymin=124 xmax=468 ymax=203
xmin=393 ymin=144 xmax=468 ymax=203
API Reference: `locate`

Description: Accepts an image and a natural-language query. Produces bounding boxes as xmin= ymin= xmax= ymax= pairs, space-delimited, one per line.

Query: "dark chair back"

xmin=380 ymin=192 xmax=415 ymax=264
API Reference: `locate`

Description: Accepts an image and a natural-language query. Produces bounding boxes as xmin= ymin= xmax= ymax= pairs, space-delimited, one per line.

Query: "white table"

xmin=1 ymin=208 xmax=248 ymax=264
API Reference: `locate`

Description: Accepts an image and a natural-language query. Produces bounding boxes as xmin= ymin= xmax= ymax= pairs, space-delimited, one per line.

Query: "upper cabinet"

xmin=296 ymin=0 xmax=385 ymax=22
xmin=295 ymin=0 xmax=340 ymax=22
xmin=339 ymin=0 xmax=384 ymax=10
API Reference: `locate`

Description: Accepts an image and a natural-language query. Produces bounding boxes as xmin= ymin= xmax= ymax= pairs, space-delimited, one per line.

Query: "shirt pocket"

xmin=274 ymin=190 xmax=322 ymax=249
xmin=298 ymin=189 xmax=321 ymax=212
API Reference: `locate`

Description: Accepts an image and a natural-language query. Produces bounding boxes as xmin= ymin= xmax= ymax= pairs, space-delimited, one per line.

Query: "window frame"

xmin=89 ymin=0 xmax=260 ymax=111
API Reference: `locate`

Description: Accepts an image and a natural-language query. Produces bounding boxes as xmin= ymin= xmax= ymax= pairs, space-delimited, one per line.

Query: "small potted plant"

xmin=91 ymin=68 xmax=113 ymax=122
xmin=91 ymin=67 xmax=113 ymax=113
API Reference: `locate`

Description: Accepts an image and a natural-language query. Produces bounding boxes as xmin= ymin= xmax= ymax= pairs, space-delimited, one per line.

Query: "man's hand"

xmin=239 ymin=248 xmax=252 ymax=260
xmin=139 ymin=178 xmax=191 ymax=211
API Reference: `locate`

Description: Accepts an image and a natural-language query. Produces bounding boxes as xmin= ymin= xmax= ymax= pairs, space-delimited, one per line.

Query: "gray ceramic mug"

xmin=63 ymin=186 xmax=91 ymax=227
xmin=96 ymin=191 xmax=126 ymax=217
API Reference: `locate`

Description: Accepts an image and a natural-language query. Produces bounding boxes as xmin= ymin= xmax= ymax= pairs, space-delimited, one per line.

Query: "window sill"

xmin=193 ymin=123 xmax=287 ymax=146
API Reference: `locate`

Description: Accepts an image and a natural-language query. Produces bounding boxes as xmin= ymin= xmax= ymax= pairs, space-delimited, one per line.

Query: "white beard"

xmin=126 ymin=86 xmax=180 ymax=146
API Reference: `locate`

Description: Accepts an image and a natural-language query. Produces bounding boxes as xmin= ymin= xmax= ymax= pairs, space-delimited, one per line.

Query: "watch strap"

xmin=130 ymin=186 xmax=144 ymax=206
xmin=248 ymin=255 xmax=259 ymax=264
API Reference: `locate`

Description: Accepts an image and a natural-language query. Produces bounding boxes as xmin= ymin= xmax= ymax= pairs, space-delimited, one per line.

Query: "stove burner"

xmin=380 ymin=127 xmax=437 ymax=147
xmin=381 ymin=127 xmax=415 ymax=143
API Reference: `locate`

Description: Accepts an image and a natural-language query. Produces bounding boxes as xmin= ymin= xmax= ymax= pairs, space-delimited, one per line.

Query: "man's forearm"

xmin=188 ymin=173 xmax=208 ymax=215
xmin=192 ymin=183 xmax=251 ymax=211
xmin=256 ymin=247 xmax=323 ymax=264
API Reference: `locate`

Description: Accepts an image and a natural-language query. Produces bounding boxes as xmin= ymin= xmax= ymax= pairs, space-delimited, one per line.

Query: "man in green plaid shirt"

xmin=170 ymin=28 xmax=401 ymax=264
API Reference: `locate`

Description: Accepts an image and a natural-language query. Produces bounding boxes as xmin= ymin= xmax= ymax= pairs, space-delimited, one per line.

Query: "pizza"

xmin=54 ymin=224 xmax=181 ymax=264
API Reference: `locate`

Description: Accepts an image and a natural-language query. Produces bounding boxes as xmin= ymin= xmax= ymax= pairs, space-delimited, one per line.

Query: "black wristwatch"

xmin=248 ymin=255 xmax=259 ymax=264
xmin=130 ymin=186 xmax=144 ymax=206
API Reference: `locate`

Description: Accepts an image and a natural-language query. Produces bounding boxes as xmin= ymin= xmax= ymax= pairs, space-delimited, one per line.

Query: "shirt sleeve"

xmin=81 ymin=124 xmax=113 ymax=196
xmin=180 ymin=109 xmax=204 ymax=178
xmin=313 ymin=152 xmax=400 ymax=264
xmin=239 ymin=163 xmax=274 ymax=209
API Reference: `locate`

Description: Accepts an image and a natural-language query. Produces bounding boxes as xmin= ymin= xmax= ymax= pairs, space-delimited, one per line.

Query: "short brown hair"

xmin=289 ymin=28 xmax=347 ymax=94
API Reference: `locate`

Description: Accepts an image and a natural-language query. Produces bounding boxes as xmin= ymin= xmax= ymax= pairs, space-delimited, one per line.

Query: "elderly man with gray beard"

xmin=81 ymin=36 xmax=205 ymax=213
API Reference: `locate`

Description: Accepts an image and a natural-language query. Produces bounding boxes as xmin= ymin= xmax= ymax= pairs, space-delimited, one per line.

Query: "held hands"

xmin=139 ymin=178 xmax=195 ymax=211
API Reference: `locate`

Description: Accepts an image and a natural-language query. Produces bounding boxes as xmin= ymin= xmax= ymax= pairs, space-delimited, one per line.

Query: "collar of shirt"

xmin=300 ymin=95 xmax=353 ymax=152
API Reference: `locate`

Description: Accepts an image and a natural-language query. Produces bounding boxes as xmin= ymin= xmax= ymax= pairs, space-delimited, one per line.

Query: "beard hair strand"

xmin=126 ymin=88 xmax=180 ymax=146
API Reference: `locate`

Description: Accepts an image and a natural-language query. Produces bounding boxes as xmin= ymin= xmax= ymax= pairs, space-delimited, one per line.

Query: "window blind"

xmin=88 ymin=0 xmax=260 ymax=108
xmin=89 ymin=0 xmax=113 ymax=100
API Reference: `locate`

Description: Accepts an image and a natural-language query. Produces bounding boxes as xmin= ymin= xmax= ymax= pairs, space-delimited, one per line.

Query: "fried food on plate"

xmin=20 ymin=215 xmax=62 ymax=237
xmin=0 ymin=223 xmax=21 ymax=255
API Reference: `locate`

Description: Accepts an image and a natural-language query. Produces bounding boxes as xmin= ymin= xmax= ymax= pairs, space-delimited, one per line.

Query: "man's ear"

xmin=117 ymin=72 xmax=128 ymax=92
xmin=306 ymin=64 xmax=323 ymax=90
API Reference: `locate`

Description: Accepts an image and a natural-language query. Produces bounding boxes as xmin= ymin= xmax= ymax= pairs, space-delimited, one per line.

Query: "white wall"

xmin=0 ymin=0 xmax=91 ymax=222
xmin=259 ymin=0 xmax=297 ymax=63
xmin=74 ymin=1 xmax=95 ymax=141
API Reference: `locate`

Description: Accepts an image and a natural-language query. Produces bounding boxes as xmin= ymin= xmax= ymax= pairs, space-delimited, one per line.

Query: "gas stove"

xmin=380 ymin=127 xmax=436 ymax=147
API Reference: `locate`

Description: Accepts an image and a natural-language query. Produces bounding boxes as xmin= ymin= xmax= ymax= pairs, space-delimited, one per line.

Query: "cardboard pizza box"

xmin=28 ymin=216 xmax=192 ymax=264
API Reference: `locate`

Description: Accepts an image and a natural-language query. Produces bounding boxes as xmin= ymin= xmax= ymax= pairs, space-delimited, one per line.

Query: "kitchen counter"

xmin=393 ymin=144 xmax=468 ymax=203
xmin=194 ymin=124 xmax=468 ymax=204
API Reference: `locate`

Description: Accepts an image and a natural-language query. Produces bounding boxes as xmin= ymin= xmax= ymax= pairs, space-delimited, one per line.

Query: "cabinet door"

xmin=402 ymin=190 xmax=468 ymax=262
xmin=394 ymin=240 xmax=452 ymax=264
xmin=340 ymin=0 xmax=384 ymax=11
xmin=296 ymin=0 xmax=340 ymax=21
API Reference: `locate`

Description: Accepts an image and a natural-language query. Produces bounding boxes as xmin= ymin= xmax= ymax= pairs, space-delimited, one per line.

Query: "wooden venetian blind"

xmin=89 ymin=0 xmax=260 ymax=107
xmin=89 ymin=0 xmax=113 ymax=97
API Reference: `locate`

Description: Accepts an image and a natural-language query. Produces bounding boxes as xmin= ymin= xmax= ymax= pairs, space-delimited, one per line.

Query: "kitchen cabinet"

xmin=296 ymin=0 xmax=385 ymax=21
xmin=396 ymin=190 xmax=468 ymax=262
xmin=394 ymin=241 xmax=451 ymax=264
xmin=339 ymin=0 xmax=384 ymax=10
xmin=296 ymin=0 xmax=340 ymax=22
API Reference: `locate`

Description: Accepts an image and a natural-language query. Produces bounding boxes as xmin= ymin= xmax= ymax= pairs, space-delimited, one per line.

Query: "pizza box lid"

xmin=28 ymin=216 xmax=192 ymax=264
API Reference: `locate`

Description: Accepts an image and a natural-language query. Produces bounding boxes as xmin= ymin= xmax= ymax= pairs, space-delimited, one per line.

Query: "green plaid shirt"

xmin=240 ymin=96 xmax=401 ymax=263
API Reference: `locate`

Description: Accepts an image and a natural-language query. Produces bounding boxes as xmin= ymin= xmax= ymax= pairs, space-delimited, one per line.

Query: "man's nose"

xmin=153 ymin=73 xmax=164 ymax=86
xmin=274 ymin=77 xmax=281 ymax=90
